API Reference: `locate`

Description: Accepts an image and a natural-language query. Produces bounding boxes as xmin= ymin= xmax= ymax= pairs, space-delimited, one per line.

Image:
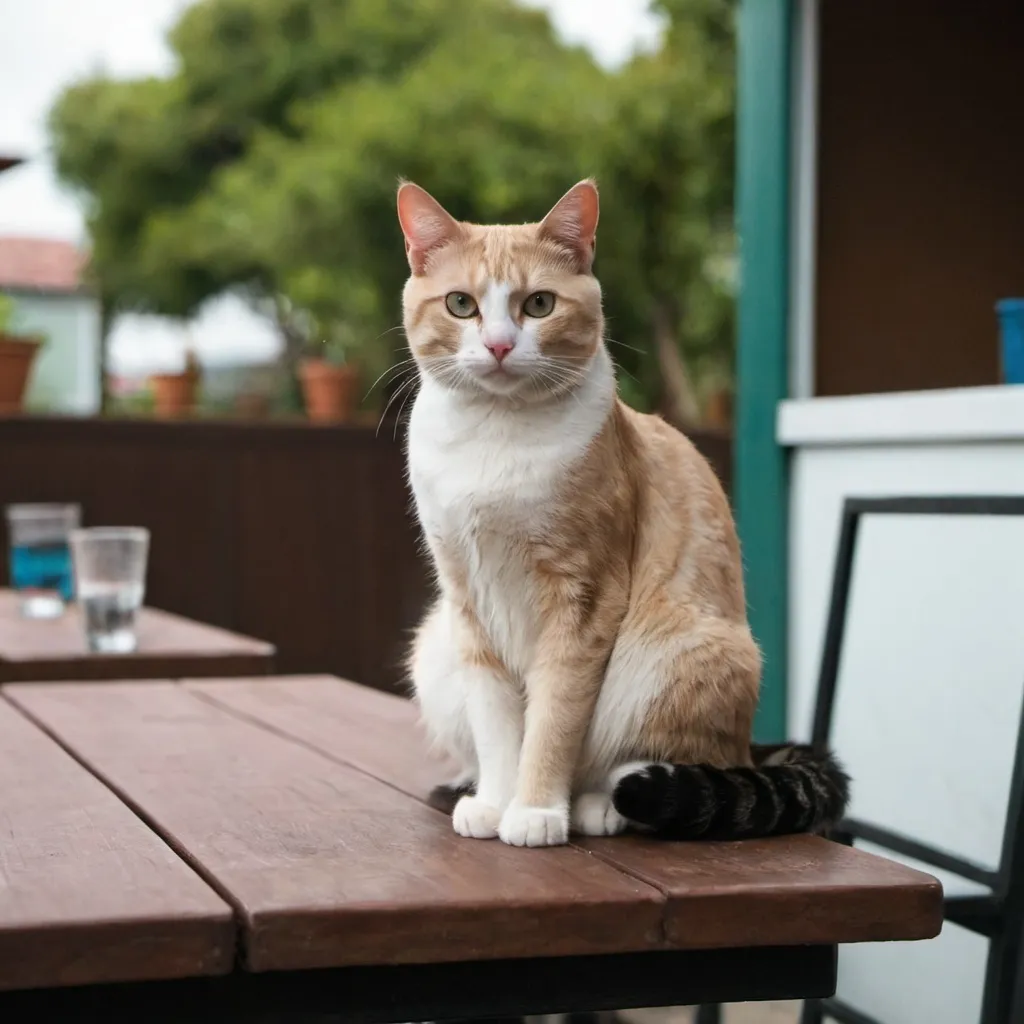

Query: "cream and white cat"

xmin=399 ymin=180 xmax=848 ymax=847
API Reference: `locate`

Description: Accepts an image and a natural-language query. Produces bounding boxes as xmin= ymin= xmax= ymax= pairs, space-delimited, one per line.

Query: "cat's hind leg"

xmin=570 ymin=791 xmax=628 ymax=836
xmin=410 ymin=600 xmax=476 ymax=776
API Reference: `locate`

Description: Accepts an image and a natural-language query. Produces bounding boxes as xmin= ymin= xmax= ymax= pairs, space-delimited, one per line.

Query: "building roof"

xmin=0 ymin=237 xmax=88 ymax=295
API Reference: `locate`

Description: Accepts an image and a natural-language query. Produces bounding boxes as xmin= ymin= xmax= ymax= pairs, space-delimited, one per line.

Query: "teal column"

xmin=735 ymin=0 xmax=792 ymax=741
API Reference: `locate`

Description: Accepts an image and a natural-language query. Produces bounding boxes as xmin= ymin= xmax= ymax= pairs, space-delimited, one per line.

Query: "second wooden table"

xmin=0 ymin=588 xmax=274 ymax=682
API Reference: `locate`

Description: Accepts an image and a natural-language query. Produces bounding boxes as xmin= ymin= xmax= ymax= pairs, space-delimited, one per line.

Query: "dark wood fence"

xmin=0 ymin=416 xmax=731 ymax=692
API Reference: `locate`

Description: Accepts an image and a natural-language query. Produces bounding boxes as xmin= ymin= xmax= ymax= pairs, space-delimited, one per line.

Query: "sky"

xmin=0 ymin=0 xmax=662 ymax=371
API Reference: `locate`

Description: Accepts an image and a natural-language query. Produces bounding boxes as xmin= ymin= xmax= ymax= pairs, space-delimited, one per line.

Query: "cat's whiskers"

xmin=530 ymin=363 xmax=585 ymax=407
xmin=425 ymin=355 xmax=465 ymax=392
xmin=535 ymin=357 xmax=588 ymax=392
xmin=614 ymin=362 xmax=640 ymax=386
xmin=373 ymin=324 xmax=408 ymax=343
xmin=363 ymin=358 xmax=418 ymax=402
xmin=393 ymin=380 xmax=418 ymax=440
xmin=376 ymin=374 xmax=418 ymax=436
xmin=607 ymin=337 xmax=644 ymax=356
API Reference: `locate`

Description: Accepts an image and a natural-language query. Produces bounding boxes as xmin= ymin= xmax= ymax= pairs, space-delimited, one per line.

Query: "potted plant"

xmin=704 ymin=385 xmax=733 ymax=428
xmin=150 ymin=346 xmax=201 ymax=418
xmin=298 ymin=323 xmax=360 ymax=424
xmin=0 ymin=294 xmax=43 ymax=414
xmin=699 ymin=365 xmax=734 ymax=429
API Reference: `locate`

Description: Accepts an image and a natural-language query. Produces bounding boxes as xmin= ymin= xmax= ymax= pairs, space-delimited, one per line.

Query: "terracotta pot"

xmin=150 ymin=372 xmax=198 ymax=418
xmin=704 ymin=388 xmax=733 ymax=428
xmin=0 ymin=334 xmax=41 ymax=414
xmin=234 ymin=392 xmax=270 ymax=419
xmin=299 ymin=359 xmax=359 ymax=423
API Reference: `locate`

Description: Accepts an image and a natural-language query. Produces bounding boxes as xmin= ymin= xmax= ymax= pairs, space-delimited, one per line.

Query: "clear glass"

xmin=69 ymin=527 xmax=150 ymax=654
xmin=5 ymin=503 xmax=81 ymax=618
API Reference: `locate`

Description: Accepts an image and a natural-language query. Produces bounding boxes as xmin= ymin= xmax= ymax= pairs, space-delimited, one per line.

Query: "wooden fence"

xmin=0 ymin=416 xmax=731 ymax=692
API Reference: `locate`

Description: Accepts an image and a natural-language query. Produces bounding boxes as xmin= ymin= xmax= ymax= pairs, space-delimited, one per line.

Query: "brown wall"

xmin=815 ymin=0 xmax=1024 ymax=396
xmin=0 ymin=417 xmax=732 ymax=692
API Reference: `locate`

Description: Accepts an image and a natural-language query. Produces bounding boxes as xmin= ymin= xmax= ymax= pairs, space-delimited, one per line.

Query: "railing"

xmin=0 ymin=416 xmax=732 ymax=692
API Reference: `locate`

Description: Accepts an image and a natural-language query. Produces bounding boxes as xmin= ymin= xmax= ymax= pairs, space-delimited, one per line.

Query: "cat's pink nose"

xmin=485 ymin=340 xmax=515 ymax=364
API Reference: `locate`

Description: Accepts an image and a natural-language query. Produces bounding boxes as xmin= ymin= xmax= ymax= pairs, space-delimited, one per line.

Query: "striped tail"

xmin=611 ymin=743 xmax=851 ymax=841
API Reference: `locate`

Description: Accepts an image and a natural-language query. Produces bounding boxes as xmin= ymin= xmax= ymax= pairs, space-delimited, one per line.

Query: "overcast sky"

xmin=0 ymin=0 xmax=663 ymax=242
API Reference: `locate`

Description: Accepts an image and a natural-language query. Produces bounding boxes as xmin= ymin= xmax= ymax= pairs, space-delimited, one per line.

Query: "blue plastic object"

xmin=997 ymin=298 xmax=1024 ymax=385
xmin=10 ymin=542 xmax=74 ymax=600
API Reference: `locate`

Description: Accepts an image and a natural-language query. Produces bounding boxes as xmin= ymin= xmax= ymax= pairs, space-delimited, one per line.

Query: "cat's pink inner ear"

xmin=397 ymin=183 xmax=461 ymax=274
xmin=539 ymin=180 xmax=599 ymax=268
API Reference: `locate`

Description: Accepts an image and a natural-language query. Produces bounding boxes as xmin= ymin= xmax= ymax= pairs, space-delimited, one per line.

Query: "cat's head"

xmin=397 ymin=180 xmax=603 ymax=402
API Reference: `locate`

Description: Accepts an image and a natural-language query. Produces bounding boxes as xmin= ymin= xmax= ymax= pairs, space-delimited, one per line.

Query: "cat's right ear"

xmin=397 ymin=182 xmax=462 ymax=275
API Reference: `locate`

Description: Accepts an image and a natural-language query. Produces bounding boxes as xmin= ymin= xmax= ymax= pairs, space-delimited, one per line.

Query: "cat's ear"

xmin=539 ymin=179 xmax=599 ymax=270
xmin=397 ymin=182 xmax=462 ymax=275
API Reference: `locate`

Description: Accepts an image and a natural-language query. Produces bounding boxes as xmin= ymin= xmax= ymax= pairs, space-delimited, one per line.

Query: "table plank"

xmin=580 ymin=834 xmax=943 ymax=947
xmin=188 ymin=674 xmax=451 ymax=803
xmin=0 ymin=695 xmax=233 ymax=992
xmin=189 ymin=676 xmax=943 ymax=949
xmin=4 ymin=681 xmax=664 ymax=973
xmin=0 ymin=588 xmax=274 ymax=682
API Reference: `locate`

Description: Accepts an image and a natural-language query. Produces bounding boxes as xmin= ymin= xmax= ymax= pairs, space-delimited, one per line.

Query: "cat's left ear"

xmin=539 ymin=179 xmax=599 ymax=271
xmin=397 ymin=182 xmax=463 ymax=275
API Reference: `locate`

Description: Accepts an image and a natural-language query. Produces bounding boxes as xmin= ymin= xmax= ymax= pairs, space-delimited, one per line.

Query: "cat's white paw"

xmin=571 ymin=792 xmax=628 ymax=836
xmin=452 ymin=795 xmax=501 ymax=839
xmin=498 ymin=804 xmax=569 ymax=847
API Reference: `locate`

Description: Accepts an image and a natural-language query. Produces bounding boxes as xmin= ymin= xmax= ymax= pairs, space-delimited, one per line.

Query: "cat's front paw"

xmin=452 ymin=795 xmax=501 ymax=839
xmin=498 ymin=804 xmax=569 ymax=847
xmin=571 ymin=792 xmax=628 ymax=836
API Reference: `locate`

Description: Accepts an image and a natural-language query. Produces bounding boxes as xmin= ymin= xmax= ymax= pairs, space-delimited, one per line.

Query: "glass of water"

xmin=69 ymin=527 xmax=150 ymax=653
xmin=5 ymin=503 xmax=81 ymax=618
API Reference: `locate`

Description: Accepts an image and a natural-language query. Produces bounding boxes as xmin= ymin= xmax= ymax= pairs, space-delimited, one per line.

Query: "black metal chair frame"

xmin=797 ymin=496 xmax=1024 ymax=1024
xmin=698 ymin=495 xmax=1024 ymax=1024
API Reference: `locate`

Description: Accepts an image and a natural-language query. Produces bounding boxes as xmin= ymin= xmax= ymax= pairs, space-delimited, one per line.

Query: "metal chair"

xmin=800 ymin=496 xmax=1024 ymax=1024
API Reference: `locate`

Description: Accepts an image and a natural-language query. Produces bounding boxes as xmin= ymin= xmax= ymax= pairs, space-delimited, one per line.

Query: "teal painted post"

xmin=735 ymin=0 xmax=792 ymax=741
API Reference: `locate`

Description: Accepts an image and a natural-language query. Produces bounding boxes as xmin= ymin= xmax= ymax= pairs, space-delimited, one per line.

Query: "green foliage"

xmin=595 ymin=0 xmax=737 ymax=411
xmin=0 ymin=293 xmax=14 ymax=334
xmin=49 ymin=0 xmax=736 ymax=413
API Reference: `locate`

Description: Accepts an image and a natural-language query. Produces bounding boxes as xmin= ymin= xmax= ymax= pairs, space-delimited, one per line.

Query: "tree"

xmin=50 ymin=0 xmax=736 ymax=422
xmin=595 ymin=0 xmax=737 ymax=422
xmin=51 ymin=0 xmax=610 ymax=397
xmin=175 ymin=17 xmax=608 ymax=385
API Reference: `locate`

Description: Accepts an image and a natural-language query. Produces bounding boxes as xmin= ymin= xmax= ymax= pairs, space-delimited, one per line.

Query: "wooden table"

xmin=0 ymin=676 xmax=943 ymax=1021
xmin=0 ymin=588 xmax=274 ymax=682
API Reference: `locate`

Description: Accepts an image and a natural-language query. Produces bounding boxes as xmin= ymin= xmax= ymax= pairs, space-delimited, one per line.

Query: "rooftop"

xmin=0 ymin=236 xmax=88 ymax=294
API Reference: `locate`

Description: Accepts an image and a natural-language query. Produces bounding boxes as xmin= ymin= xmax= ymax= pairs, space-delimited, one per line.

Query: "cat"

xmin=398 ymin=179 xmax=849 ymax=847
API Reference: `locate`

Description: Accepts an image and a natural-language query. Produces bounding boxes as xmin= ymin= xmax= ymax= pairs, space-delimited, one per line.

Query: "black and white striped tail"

xmin=611 ymin=743 xmax=851 ymax=841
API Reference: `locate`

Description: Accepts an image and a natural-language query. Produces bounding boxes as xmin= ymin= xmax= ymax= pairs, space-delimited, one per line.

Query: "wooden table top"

xmin=0 ymin=675 xmax=943 ymax=1011
xmin=0 ymin=589 xmax=274 ymax=682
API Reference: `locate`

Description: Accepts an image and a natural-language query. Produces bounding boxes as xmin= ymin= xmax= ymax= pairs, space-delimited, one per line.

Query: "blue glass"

xmin=997 ymin=299 xmax=1024 ymax=385
xmin=10 ymin=542 xmax=74 ymax=601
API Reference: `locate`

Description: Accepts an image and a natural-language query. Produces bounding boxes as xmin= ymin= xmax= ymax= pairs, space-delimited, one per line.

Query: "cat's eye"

xmin=445 ymin=292 xmax=478 ymax=318
xmin=523 ymin=291 xmax=555 ymax=318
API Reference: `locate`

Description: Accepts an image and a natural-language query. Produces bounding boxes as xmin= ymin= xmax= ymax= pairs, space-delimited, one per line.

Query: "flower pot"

xmin=704 ymin=388 xmax=733 ymax=428
xmin=150 ymin=372 xmax=198 ymax=418
xmin=234 ymin=392 xmax=270 ymax=419
xmin=299 ymin=359 xmax=359 ymax=423
xmin=0 ymin=334 xmax=41 ymax=414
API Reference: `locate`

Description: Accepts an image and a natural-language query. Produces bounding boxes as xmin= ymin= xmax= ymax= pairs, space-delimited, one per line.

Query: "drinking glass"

xmin=5 ymin=503 xmax=81 ymax=618
xmin=69 ymin=527 xmax=150 ymax=653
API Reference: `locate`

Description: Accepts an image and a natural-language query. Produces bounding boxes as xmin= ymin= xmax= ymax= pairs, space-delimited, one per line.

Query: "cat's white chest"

xmin=409 ymin=400 xmax=553 ymax=673
xmin=407 ymin=368 xmax=612 ymax=673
